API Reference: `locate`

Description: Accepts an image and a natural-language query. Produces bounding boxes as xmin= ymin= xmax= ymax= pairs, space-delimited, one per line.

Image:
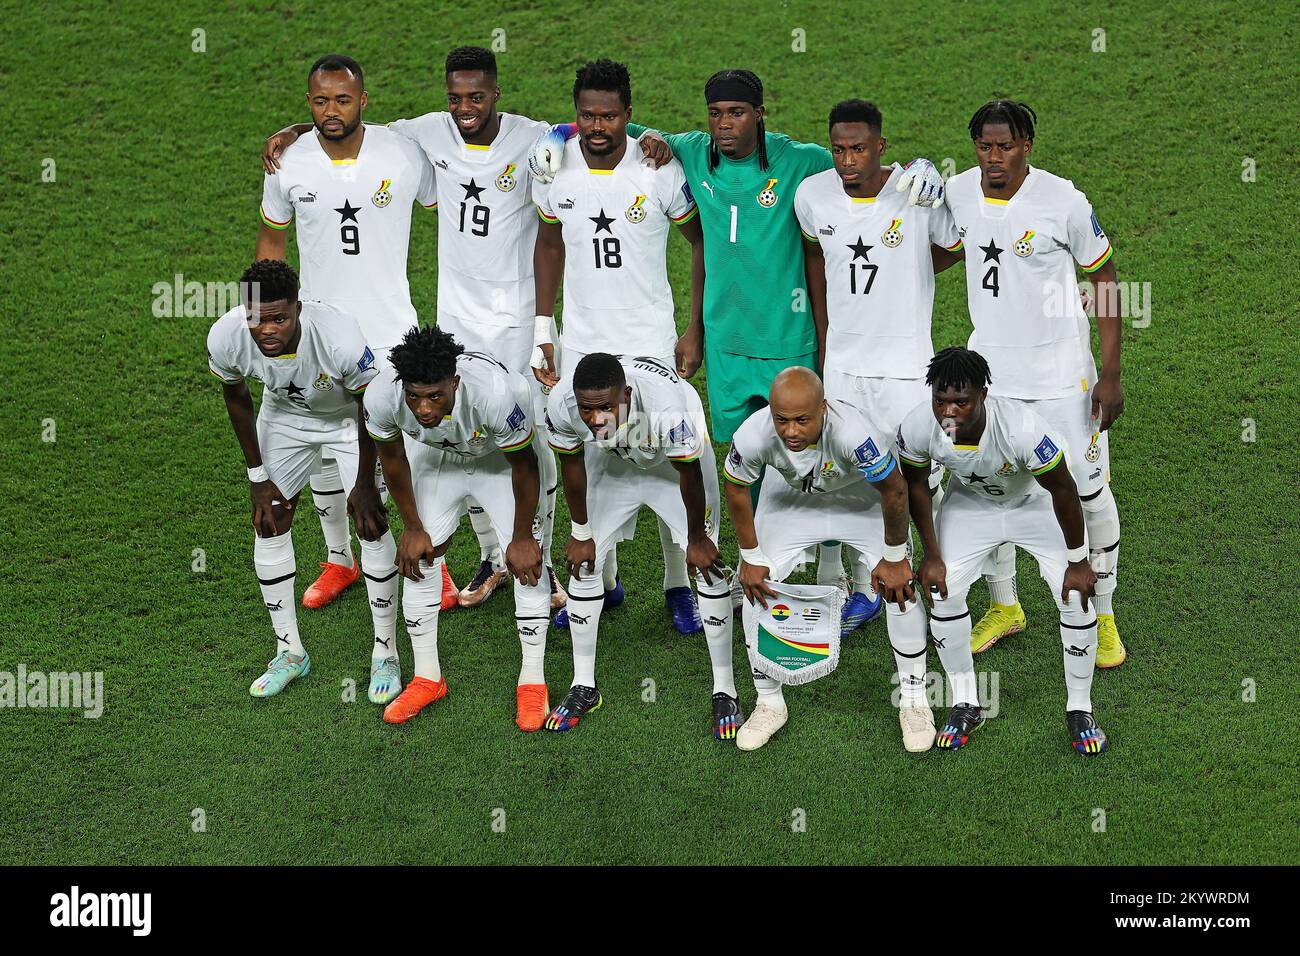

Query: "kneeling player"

xmin=723 ymin=367 xmax=933 ymax=752
xmin=209 ymin=259 xmax=399 ymax=701
xmin=365 ymin=327 xmax=551 ymax=731
xmin=897 ymin=348 xmax=1106 ymax=755
xmin=546 ymin=353 xmax=738 ymax=738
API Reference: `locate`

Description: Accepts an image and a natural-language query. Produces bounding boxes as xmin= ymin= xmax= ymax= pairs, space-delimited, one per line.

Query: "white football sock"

xmin=929 ymin=595 xmax=979 ymax=706
xmin=816 ymin=541 xmax=844 ymax=585
xmin=887 ymin=598 xmax=929 ymax=706
xmin=567 ymin=562 xmax=606 ymax=687
xmin=985 ymin=542 xmax=1017 ymax=605
xmin=467 ymin=502 xmax=502 ymax=566
xmin=659 ymin=518 xmax=690 ymax=590
xmin=602 ymin=548 xmax=619 ymax=591
xmin=310 ymin=460 xmax=353 ymax=569
xmin=359 ymin=531 xmax=399 ymax=660
xmin=695 ymin=571 xmax=736 ymax=697
xmin=514 ymin=578 xmax=549 ymax=686
xmin=850 ymin=550 xmax=878 ymax=599
xmin=403 ymin=557 xmax=443 ymax=681
xmin=1082 ymin=484 xmax=1120 ymax=615
xmin=1060 ymin=597 xmax=1098 ymax=712
xmin=254 ymin=530 xmax=303 ymax=656
xmin=538 ymin=442 xmax=558 ymax=566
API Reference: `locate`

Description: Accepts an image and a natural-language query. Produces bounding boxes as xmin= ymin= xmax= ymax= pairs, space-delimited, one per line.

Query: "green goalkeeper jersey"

xmin=630 ymin=124 xmax=833 ymax=359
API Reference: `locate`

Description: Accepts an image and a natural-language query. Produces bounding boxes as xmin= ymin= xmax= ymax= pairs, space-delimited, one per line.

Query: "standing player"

xmin=531 ymin=59 xmax=709 ymax=636
xmin=208 ymin=259 xmax=388 ymax=699
xmin=533 ymin=70 xmax=946 ymax=593
xmin=545 ymin=353 xmax=738 ymax=739
xmin=896 ymin=348 xmax=1107 ymax=755
xmin=253 ymin=55 xmax=460 ymax=653
xmin=795 ymin=99 xmax=965 ymax=636
xmin=723 ymin=367 xmax=934 ymax=753
xmin=939 ymin=101 xmax=1125 ymax=667
xmin=363 ymin=326 xmax=552 ymax=731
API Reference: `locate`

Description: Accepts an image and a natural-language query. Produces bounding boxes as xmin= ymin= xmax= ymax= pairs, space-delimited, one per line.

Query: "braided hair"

xmin=389 ymin=325 xmax=464 ymax=386
xmin=968 ymin=100 xmax=1037 ymax=141
xmin=705 ymin=69 xmax=767 ymax=171
xmin=925 ymin=347 xmax=992 ymax=393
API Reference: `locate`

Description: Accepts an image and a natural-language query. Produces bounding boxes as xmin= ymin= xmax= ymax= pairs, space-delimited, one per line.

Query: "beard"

xmin=317 ymin=114 xmax=361 ymax=140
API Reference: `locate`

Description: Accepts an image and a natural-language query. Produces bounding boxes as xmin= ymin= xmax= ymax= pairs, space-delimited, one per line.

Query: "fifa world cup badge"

xmin=757 ymin=178 xmax=779 ymax=207
xmin=371 ymin=178 xmax=393 ymax=207
xmin=1014 ymin=229 xmax=1035 ymax=257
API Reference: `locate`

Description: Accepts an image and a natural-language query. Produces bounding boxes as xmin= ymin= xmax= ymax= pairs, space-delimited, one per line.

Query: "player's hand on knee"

xmin=675 ymin=329 xmax=703 ymax=378
xmin=638 ymin=131 xmax=674 ymax=169
xmin=397 ymin=528 xmax=436 ymax=581
xmin=1062 ymin=560 xmax=1097 ymax=613
xmin=250 ymin=480 xmax=291 ymax=538
xmin=262 ymin=127 xmax=300 ymax=175
xmin=506 ymin=536 xmax=543 ymax=587
xmin=740 ymin=561 xmax=776 ymax=610
xmin=918 ymin=554 xmax=948 ymax=605
xmin=347 ymin=484 xmax=389 ymax=541
xmin=872 ymin=558 xmax=916 ymax=611
xmin=686 ymin=535 xmax=724 ymax=585
xmin=566 ymin=537 xmax=596 ymax=581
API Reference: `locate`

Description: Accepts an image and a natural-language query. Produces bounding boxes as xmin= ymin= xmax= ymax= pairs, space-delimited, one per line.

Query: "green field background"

xmin=1 ymin=0 xmax=1296 ymax=864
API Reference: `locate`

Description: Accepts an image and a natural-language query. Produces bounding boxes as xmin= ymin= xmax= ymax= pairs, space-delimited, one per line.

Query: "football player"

xmin=897 ymin=348 xmax=1106 ymax=755
xmin=723 ymin=367 xmax=933 ymax=752
xmin=794 ymin=99 xmax=965 ymax=637
xmin=252 ymin=55 xmax=449 ymax=702
xmin=207 ymin=260 xmax=384 ymax=699
xmin=363 ymin=326 xmax=551 ymax=731
xmin=545 ymin=353 xmax=737 ymax=739
xmin=531 ymin=59 xmax=709 ymax=636
xmin=936 ymin=101 xmax=1125 ymax=667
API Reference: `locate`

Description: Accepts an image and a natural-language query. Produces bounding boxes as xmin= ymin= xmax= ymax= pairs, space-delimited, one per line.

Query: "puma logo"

xmin=315 ymin=506 xmax=331 ymax=517
xmin=265 ymin=600 xmax=283 ymax=611
xmin=370 ymin=597 xmax=392 ymax=609
xmin=568 ymin=612 xmax=590 ymax=625
xmin=276 ymin=633 xmax=290 ymax=645
xmin=374 ymin=637 xmax=391 ymax=649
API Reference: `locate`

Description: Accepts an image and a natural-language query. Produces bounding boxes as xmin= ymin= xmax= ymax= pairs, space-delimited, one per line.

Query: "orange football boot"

xmin=515 ymin=684 xmax=549 ymax=733
xmin=302 ymin=560 xmax=360 ymax=609
xmin=440 ymin=561 xmax=460 ymax=610
xmin=382 ymin=675 xmax=448 ymax=724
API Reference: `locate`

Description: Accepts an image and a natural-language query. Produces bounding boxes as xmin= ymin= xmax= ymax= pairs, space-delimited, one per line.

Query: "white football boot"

xmin=736 ymin=702 xmax=789 ymax=751
xmin=898 ymin=703 xmax=936 ymax=752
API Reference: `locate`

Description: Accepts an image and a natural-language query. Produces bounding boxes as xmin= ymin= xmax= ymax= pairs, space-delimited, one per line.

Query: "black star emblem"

xmin=966 ymin=472 xmax=989 ymax=484
xmin=979 ymin=239 xmax=1003 ymax=263
xmin=461 ymin=179 xmax=485 ymax=202
xmin=847 ymin=236 xmax=873 ymax=261
xmin=589 ymin=208 xmax=615 ymax=233
xmin=334 ymin=200 xmax=361 ymax=223
xmin=436 ymin=438 xmax=461 ymax=450
xmin=284 ymin=381 xmax=305 ymax=397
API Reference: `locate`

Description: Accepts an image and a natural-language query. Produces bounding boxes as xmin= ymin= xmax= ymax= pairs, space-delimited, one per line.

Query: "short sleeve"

xmin=545 ymin=390 xmax=583 ymax=454
xmin=1066 ymin=187 xmax=1113 ymax=273
xmin=489 ymin=377 xmax=535 ymax=453
xmin=363 ymin=383 xmax=400 ymax=442
xmin=259 ymin=172 xmax=292 ymax=231
xmin=791 ymin=139 xmax=834 ymax=176
xmin=793 ymin=180 xmax=818 ymax=243
xmin=895 ymin=404 xmax=934 ymax=468
xmin=206 ymin=318 xmax=243 ymax=384
xmin=340 ymin=344 xmax=379 ymax=394
xmin=386 ymin=116 xmax=419 ymax=142
xmin=532 ymin=178 xmax=557 ymax=223
xmin=662 ymin=407 xmax=704 ymax=462
xmin=851 ymin=432 xmax=896 ymax=484
xmin=660 ymin=160 xmax=697 ymax=225
xmin=412 ymin=152 xmax=437 ymax=208
xmin=929 ymin=202 xmax=963 ymax=252
xmin=723 ymin=419 xmax=764 ymax=486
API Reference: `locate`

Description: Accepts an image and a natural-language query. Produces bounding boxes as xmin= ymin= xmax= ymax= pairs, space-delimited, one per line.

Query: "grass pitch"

xmin=2 ymin=0 xmax=1297 ymax=865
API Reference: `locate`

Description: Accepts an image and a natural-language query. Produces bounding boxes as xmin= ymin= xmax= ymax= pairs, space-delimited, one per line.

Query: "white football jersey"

xmin=207 ymin=300 xmax=378 ymax=429
xmin=725 ymin=398 xmax=896 ymax=495
xmin=259 ymin=126 xmax=437 ymax=349
xmin=946 ymin=166 xmax=1114 ymax=400
xmin=363 ymin=350 xmax=535 ymax=458
xmin=533 ymin=139 xmax=697 ymax=358
xmin=895 ymin=396 xmax=1067 ymax=504
xmin=546 ymin=356 xmax=706 ymax=469
xmin=388 ymin=112 xmax=551 ymax=328
xmin=794 ymin=166 xmax=962 ymax=380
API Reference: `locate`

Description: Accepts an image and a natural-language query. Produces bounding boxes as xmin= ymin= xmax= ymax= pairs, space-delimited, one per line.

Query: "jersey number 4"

xmin=982 ymin=264 xmax=999 ymax=297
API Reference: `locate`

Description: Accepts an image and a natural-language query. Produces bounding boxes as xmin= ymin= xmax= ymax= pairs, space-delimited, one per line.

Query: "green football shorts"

xmin=704 ymin=345 xmax=818 ymax=443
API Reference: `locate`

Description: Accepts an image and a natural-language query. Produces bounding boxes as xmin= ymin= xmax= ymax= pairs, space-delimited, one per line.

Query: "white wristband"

xmin=882 ymin=542 xmax=909 ymax=563
xmin=739 ymin=546 xmax=770 ymax=568
xmin=1066 ymin=544 xmax=1089 ymax=563
xmin=570 ymin=521 xmax=593 ymax=542
xmin=533 ymin=315 xmax=554 ymax=349
xmin=247 ymin=465 xmax=269 ymax=483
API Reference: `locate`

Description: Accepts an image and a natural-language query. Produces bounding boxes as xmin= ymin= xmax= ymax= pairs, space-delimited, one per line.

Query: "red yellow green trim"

xmin=367 ymin=430 xmax=401 ymax=443
xmin=945 ymin=238 xmax=964 ymax=252
xmin=422 ymin=201 xmax=438 ymax=209
xmin=499 ymin=430 xmax=536 ymax=453
xmin=1080 ymin=245 xmax=1114 ymax=273
xmin=537 ymin=207 xmax=559 ymax=224
xmin=670 ymin=206 xmax=698 ymax=225
xmin=210 ymin=368 xmax=242 ymax=384
xmin=548 ymin=440 xmax=582 ymax=455
xmin=1030 ymin=450 xmax=1064 ymax=476
xmin=260 ymin=206 xmax=292 ymax=230
xmin=722 ymin=463 xmax=753 ymax=486
xmin=668 ymin=450 xmax=702 ymax=463
xmin=801 ymin=229 xmax=819 ymax=243
xmin=901 ymin=455 xmax=932 ymax=468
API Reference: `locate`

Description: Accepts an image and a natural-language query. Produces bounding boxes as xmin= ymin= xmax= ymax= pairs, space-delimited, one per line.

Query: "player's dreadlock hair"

xmin=573 ymin=353 xmax=626 ymax=393
xmin=388 ymin=325 xmax=465 ymax=386
xmin=968 ymin=100 xmax=1037 ymax=141
xmin=240 ymin=258 xmax=299 ymax=304
xmin=309 ymin=54 xmax=364 ymax=88
xmin=445 ymin=46 xmax=497 ymax=78
xmin=705 ymin=69 xmax=767 ymax=172
xmin=926 ymin=347 xmax=993 ymax=392
xmin=828 ymin=99 xmax=882 ymax=135
xmin=573 ymin=58 xmax=631 ymax=108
